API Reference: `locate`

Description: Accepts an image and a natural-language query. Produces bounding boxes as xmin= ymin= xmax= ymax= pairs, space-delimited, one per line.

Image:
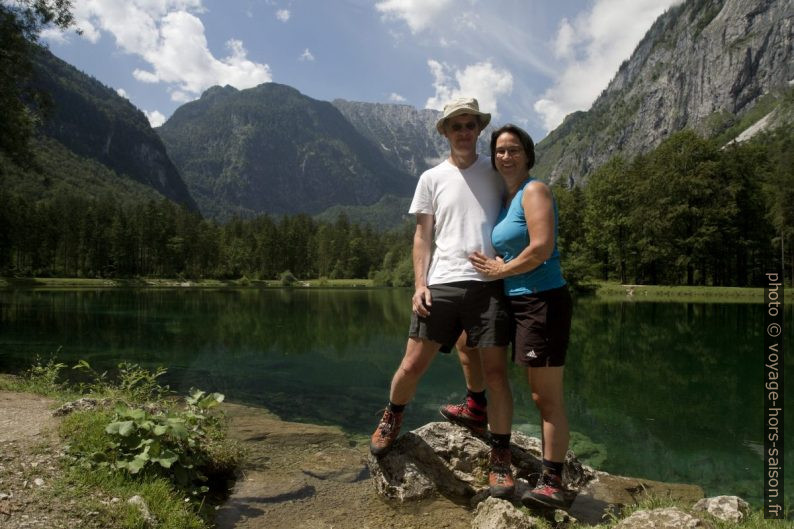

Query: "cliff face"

xmin=332 ymin=100 xmax=448 ymax=177
xmin=31 ymin=48 xmax=198 ymax=210
xmin=332 ymin=99 xmax=494 ymax=178
xmin=534 ymin=0 xmax=794 ymax=185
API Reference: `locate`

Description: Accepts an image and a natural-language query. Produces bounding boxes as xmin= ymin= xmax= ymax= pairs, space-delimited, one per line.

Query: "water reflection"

xmin=0 ymin=288 xmax=791 ymax=506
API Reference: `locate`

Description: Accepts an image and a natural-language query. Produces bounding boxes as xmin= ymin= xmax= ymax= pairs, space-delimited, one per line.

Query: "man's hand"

xmin=412 ymin=286 xmax=432 ymax=317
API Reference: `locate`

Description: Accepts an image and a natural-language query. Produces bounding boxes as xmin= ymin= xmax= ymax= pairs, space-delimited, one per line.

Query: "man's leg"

xmin=455 ymin=331 xmax=485 ymax=392
xmin=480 ymin=345 xmax=515 ymax=498
xmin=440 ymin=332 xmax=489 ymax=434
xmin=370 ymin=337 xmax=441 ymax=455
xmin=479 ymin=346 xmax=512 ymax=435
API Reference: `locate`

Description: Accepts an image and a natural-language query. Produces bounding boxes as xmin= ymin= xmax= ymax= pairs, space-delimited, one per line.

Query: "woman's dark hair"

xmin=490 ymin=124 xmax=535 ymax=171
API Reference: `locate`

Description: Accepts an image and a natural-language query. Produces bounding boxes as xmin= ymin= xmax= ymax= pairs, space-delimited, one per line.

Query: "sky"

xmin=41 ymin=0 xmax=683 ymax=142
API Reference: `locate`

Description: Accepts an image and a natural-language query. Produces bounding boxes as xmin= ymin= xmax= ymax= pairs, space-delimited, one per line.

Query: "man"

xmin=369 ymin=97 xmax=515 ymax=498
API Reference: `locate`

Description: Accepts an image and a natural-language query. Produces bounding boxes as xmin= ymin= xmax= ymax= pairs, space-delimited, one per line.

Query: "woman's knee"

xmin=531 ymin=392 xmax=564 ymax=416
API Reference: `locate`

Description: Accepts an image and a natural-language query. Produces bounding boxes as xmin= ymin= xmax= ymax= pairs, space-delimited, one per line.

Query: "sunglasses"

xmin=449 ymin=121 xmax=478 ymax=132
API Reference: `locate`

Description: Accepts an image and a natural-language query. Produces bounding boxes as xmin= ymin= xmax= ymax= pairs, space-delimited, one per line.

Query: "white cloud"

xmin=170 ymin=90 xmax=193 ymax=103
xmin=534 ymin=0 xmax=683 ymax=132
xmin=299 ymin=48 xmax=315 ymax=62
xmin=116 ymin=88 xmax=128 ymax=98
xmin=133 ymin=69 xmax=159 ymax=83
xmin=71 ymin=1 xmax=271 ymax=100
xmin=144 ymin=109 xmax=166 ymax=127
xmin=40 ymin=27 xmax=70 ymax=43
xmin=375 ymin=0 xmax=454 ymax=33
xmin=389 ymin=92 xmax=407 ymax=103
xmin=276 ymin=9 xmax=290 ymax=22
xmin=425 ymin=60 xmax=513 ymax=118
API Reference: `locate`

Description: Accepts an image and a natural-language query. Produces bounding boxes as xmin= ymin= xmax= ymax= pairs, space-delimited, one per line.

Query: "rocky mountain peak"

xmin=534 ymin=0 xmax=794 ymax=185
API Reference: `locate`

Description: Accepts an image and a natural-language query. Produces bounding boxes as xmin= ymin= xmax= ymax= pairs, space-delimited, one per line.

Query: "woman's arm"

xmin=470 ymin=180 xmax=555 ymax=279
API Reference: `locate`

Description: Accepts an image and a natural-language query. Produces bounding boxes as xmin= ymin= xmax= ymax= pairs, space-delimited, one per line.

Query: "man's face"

xmin=443 ymin=114 xmax=480 ymax=155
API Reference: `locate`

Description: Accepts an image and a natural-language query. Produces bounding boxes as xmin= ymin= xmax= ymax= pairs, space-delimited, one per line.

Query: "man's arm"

xmin=412 ymin=213 xmax=434 ymax=317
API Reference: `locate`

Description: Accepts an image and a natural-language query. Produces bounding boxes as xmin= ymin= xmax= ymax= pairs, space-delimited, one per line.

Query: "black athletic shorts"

xmin=510 ymin=284 xmax=572 ymax=368
xmin=408 ymin=280 xmax=510 ymax=349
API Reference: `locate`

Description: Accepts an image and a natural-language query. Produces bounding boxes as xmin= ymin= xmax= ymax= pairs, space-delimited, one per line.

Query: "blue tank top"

xmin=491 ymin=178 xmax=566 ymax=296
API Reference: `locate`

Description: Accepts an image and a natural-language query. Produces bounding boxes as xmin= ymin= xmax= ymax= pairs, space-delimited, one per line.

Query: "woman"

xmin=469 ymin=124 xmax=573 ymax=509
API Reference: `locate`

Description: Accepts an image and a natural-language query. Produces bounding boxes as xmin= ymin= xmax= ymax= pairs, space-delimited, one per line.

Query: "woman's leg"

xmin=528 ymin=366 xmax=568 ymax=462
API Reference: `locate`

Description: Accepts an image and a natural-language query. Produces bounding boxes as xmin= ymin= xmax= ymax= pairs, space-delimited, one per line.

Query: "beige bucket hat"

xmin=435 ymin=97 xmax=491 ymax=135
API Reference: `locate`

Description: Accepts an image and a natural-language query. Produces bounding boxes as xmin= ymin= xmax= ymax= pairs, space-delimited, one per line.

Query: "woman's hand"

xmin=469 ymin=251 xmax=506 ymax=279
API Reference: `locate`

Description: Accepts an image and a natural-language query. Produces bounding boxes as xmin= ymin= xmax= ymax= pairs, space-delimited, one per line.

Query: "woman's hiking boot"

xmin=521 ymin=472 xmax=568 ymax=509
xmin=369 ymin=409 xmax=403 ymax=456
xmin=439 ymin=397 xmax=487 ymax=436
xmin=488 ymin=446 xmax=515 ymax=498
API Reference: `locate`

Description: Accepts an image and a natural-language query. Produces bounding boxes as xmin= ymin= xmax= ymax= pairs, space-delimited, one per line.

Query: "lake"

xmin=0 ymin=287 xmax=791 ymax=507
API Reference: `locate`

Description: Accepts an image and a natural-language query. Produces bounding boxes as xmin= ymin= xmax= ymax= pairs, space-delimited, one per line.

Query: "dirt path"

xmin=0 ymin=391 xmax=84 ymax=528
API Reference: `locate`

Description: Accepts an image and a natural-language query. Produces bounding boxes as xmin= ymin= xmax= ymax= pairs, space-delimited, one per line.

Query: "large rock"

xmin=471 ymin=497 xmax=537 ymax=529
xmin=692 ymin=495 xmax=749 ymax=523
xmin=367 ymin=422 xmax=595 ymax=503
xmin=614 ymin=507 xmax=711 ymax=529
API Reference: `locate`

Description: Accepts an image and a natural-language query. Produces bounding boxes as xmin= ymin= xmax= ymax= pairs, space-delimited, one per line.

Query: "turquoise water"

xmin=0 ymin=288 xmax=791 ymax=506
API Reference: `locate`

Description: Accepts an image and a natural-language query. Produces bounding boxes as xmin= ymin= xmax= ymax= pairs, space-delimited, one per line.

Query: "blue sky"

xmin=43 ymin=0 xmax=682 ymax=142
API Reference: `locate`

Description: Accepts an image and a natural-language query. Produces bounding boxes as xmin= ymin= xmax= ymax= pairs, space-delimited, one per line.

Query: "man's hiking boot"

xmin=521 ymin=472 xmax=568 ymax=509
xmin=439 ymin=397 xmax=487 ymax=436
xmin=488 ymin=446 xmax=515 ymax=498
xmin=369 ymin=408 xmax=403 ymax=456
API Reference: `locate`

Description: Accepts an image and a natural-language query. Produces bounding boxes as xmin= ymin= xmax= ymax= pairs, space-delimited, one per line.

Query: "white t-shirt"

xmin=408 ymin=155 xmax=504 ymax=286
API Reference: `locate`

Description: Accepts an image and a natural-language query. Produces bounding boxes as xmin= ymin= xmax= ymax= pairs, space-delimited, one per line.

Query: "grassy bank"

xmin=4 ymin=276 xmax=792 ymax=301
xmin=0 ymin=360 xmax=243 ymax=529
xmin=582 ymin=281 xmax=792 ymax=303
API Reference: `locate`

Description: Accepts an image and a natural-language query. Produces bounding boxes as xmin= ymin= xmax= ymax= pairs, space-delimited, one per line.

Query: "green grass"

xmin=53 ymin=464 xmax=208 ymax=529
xmin=57 ymin=410 xmax=209 ymax=528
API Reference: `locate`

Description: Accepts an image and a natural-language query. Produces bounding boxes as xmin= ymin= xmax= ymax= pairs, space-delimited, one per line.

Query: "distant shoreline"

xmin=1 ymin=276 xmax=791 ymax=303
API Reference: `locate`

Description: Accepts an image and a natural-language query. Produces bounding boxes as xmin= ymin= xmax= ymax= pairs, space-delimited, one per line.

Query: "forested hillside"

xmin=553 ymin=126 xmax=792 ymax=286
xmin=1 ymin=46 xmax=198 ymax=210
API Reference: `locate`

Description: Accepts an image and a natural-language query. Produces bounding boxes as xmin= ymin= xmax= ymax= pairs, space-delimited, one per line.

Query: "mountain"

xmin=333 ymin=99 xmax=495 ymax=177
xmin=534 ymin=0 xmax=794 ymax=185
xmin=7 ymin=47 xmax=199 ymax=210
xmin=157 ymin=84 xmax=417 ymax=220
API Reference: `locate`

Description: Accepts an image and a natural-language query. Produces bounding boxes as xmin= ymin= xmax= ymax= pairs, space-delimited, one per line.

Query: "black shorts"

xmin=409 ymin=281 xmax=510 ymax=349
xmin=510 ymin=285 xmax=572 ymax=368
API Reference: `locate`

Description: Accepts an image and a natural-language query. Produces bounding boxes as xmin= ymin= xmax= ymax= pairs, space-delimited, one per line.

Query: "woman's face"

xmin=494 ymin=132 xmax=528 ymax=178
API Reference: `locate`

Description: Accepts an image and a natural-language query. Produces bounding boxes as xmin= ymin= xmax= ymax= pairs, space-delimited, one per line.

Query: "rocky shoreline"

xmin=0 ymin=391 xmax=758 ymax=529
xmin=218 ymin=402 xmax=753 ymax=529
